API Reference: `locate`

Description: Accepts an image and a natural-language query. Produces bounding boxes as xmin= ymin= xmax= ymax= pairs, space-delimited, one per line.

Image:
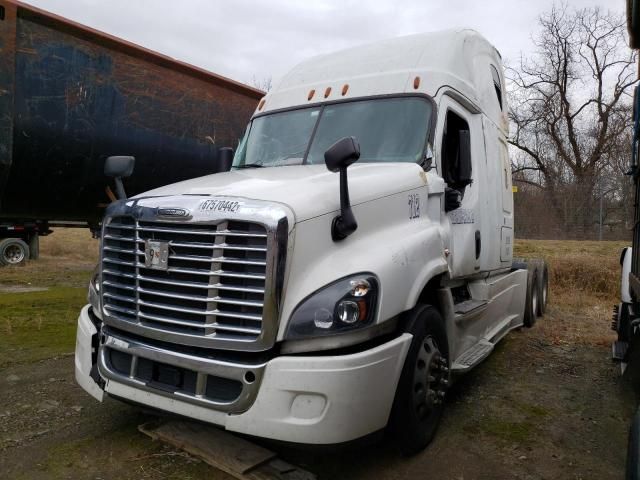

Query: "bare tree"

xmin=508 ymin=4 xmax=637 ymax=235
xmin=251 ymin=75 xmax=273 ymax=93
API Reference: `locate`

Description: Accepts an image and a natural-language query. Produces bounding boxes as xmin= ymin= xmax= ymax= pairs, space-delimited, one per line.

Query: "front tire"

xmin=389 ymin=305 xmax=449 ymax=455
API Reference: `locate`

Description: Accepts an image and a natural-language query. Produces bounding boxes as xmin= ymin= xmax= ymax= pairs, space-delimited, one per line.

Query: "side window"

xmin=441 ymin=110 xmax=473 ymax=196
xmin=490 ymin=64 xmax=503 ymax=111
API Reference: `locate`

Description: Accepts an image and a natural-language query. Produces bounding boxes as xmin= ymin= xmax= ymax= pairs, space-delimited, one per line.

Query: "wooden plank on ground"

xmin=139 ymin=420 xmax=316 ymax=480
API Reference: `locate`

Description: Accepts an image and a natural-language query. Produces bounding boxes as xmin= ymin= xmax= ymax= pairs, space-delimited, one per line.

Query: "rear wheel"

xmin=0 ymin=238 xmax=29 ymax=266
xmin=523 ymin=264 xmax=539 ymax=328
xmin=390 ymin=305 xmax=449 ymax=455
xmin=536 ymin=260 xmax=549 ymax=316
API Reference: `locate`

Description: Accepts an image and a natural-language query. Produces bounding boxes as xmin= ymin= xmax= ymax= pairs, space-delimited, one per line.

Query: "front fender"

xmin=277 ymin=188 xmax=448 ymax=340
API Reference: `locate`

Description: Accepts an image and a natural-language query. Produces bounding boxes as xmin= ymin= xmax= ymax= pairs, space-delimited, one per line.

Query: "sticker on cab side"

xmin=408 ymin=193 xmax=420 ymax=219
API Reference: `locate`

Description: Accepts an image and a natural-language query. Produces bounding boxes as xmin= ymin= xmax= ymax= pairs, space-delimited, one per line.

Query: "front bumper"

xmin=75 ymin=305 xmax=412 ymax=444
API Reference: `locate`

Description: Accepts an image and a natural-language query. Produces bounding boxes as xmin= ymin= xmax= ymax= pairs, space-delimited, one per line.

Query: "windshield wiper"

xmin=233 ymin=163 xmax=265 ymax=169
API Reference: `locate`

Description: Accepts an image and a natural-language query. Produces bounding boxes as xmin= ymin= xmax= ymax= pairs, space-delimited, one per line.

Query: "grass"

xmin=477 ymin=419 xmax=536 ymax=444
xmin=0 ymin=228 xmax=96 ymax=366
xmin=515 ymin=239 xmax=626 ymax=300
xmin=514 ymin=239 xmax=625 ymax=346
xmin=0 ymin=287 xmax=86 ymax=367
xmin=40 ymin=227 xmax=99 ymax=262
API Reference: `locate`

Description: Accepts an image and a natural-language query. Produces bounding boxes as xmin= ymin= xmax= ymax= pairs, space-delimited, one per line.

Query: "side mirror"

xmin=105 ymin=156 xmax=135 ymax=200
xmin=324 ymin=136 xmax=361 ymax=241
xmin=324 ymin=136 xmax=360 ymax=172
xmin=458 ymin=130 xmax=472 ymax=187
xmin=217 ymin=147 xmax=234 ymax=173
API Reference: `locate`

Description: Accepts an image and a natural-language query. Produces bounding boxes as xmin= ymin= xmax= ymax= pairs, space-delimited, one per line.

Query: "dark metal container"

xmin=0 ymin=1 xmax=262 ymax=224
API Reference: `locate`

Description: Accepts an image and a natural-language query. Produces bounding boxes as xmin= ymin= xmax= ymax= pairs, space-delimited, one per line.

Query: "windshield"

xmin=232 ymin=97 xmax=432 ymax=168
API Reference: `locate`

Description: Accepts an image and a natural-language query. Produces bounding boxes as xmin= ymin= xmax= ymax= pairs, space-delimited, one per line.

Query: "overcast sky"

xmin=22 ymin=0 xmax=625 ymax=89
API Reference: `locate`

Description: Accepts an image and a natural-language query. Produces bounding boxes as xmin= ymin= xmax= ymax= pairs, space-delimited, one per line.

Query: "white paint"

xmin=74 ymin=306 xmax=103 ymax=402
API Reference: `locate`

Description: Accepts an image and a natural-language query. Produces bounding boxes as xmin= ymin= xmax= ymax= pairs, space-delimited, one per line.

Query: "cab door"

xmin=435 ymin=95 xmax=483 ymax=278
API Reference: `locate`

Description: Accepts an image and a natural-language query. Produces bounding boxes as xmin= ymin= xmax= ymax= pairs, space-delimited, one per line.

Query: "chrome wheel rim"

xmin=412 ymin=336 xmax=448 ymax=419
xmin=4 ymin=245 xmax=24 ymax=264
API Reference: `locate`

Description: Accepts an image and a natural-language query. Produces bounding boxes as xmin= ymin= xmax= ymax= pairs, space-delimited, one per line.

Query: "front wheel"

xmin=0 ymin=238 xmax=29 ymax=266
xmin=389 ymin=305 xmax=449 ymax=455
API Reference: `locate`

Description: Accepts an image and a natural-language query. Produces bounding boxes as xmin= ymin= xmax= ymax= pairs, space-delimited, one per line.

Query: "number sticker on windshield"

xmin=408 ymin=193 xmax=420 ymax=219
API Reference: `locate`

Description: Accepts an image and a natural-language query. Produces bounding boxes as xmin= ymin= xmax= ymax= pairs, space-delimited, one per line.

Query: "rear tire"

xmin=535 ymin=260 xmax=548 ymax=316
xmin=0 ymin=238 xmax=29 ymax=266
xmin=28 ymin=234 xmax=40 ymax=260
xmin=389 ymin=305 xmax=449 ymax=455
xmin=523 ymin=264 xmax=539 ymax=328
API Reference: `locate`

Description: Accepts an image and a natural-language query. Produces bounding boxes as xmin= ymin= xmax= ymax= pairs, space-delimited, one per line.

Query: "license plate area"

xmin=144 ymin=240 xmax=169 ymax=270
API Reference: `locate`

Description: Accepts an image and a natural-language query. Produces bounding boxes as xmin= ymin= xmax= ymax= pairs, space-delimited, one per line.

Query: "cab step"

xmin=454 ymin=299 xmax=488 ymax=315
xmin=451 ymin=339 xmax=494 ymax=372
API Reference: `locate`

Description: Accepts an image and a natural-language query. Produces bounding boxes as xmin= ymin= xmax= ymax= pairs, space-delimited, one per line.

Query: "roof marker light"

xmin=308 ymin=89 xmax=315 ymax=101
xmin=342 ymin=84 xmax=349 ymax=96
xmin=258 ymin=98 xmax=265 ymax=110
xmin=414 ymin=76 xmax=420 ymax=89
xmin=324 ymin=87 xmax=332 ymax=98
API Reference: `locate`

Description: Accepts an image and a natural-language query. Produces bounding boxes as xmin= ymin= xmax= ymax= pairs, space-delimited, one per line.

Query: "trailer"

xmin=0 ymin=0 xmax=262 ymax=264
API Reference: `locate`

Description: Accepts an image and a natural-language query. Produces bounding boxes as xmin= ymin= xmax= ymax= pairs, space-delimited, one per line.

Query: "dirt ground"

xmin=0 ymin=231 xmax=637 ymax=479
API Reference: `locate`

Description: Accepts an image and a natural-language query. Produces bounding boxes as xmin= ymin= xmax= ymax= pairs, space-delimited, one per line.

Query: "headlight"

xmin=88 ymin=264 xmax=102 ymax=320
xmin=285 ymin=274 xmax=378 ymax=339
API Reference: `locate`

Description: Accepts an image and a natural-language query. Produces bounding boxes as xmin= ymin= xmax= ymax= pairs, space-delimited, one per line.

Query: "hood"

xmin=137 ymin=163 xmax=428 ymax=222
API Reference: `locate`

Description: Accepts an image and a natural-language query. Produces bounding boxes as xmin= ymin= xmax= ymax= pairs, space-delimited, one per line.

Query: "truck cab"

xmin=75 ymin=29 xmax=546 ymax=454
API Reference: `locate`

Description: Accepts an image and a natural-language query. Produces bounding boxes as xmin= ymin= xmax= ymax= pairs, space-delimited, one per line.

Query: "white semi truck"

xmin=75 ymin=29 xmax=548 ymax=454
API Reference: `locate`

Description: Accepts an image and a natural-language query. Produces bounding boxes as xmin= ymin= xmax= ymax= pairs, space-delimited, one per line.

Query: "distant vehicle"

xmin=75 ymin=29 xmax=548 ymax=454
xmin=0 ymin=0 xmax=261 ymax=265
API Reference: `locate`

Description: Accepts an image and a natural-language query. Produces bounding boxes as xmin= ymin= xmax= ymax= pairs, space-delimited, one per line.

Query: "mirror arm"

xmin=332 ymin=166 xmax=358 ymax=241
xmin=104 ymin=156 xmax=135 ymax=201
xmin=114 ymin=177 xmax=127 ymax=200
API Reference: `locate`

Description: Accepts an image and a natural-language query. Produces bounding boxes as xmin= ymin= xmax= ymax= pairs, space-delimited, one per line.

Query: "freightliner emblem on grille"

xmin=144 ymin=240 xmax=170 ymax=270
xmin=157 ymin=207 xmax=191 ymax=218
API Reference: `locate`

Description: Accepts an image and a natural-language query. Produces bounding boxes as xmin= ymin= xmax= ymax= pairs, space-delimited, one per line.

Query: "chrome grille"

xmin=101 ymin=216 xmax=271 ymax=348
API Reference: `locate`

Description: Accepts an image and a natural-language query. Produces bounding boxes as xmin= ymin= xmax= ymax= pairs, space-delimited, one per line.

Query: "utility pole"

xmin=598 ymin=186 xmax=602 ymax=242
xmin=599 ymin=176 xmax=603 ymax=241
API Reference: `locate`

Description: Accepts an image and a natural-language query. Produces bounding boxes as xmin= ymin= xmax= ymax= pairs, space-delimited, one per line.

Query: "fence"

xmin=513 ymin=179 xmax=634 ymax=241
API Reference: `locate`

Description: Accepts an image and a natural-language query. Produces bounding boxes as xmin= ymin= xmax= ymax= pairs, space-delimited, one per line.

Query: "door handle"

xmin=475 ymin=230 xmax=481 ymax=259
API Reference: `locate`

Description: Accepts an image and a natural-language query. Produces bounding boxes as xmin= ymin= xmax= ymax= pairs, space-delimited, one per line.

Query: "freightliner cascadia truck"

xmin=75 ymin=29 xmax=548 ymax=454
xmin=0 ymin=0 xmax=261 ymax=265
